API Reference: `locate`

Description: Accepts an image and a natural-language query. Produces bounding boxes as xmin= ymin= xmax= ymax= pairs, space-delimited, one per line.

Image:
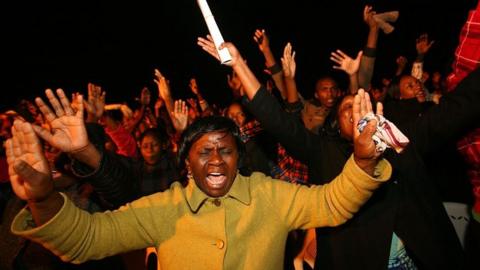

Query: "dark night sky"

xmin=2 ymin=0 xmax=477 ymax=112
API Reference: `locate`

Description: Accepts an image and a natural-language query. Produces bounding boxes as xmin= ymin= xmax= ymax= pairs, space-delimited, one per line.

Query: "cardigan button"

xmin=216 ymin=240 xmax=225 ymax=249
xmin=213 ymin=199 xmax=221 ymax=207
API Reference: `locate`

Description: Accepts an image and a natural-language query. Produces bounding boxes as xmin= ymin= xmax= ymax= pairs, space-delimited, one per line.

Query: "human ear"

xmin=185 ymin=159 xmax=192 ymax=174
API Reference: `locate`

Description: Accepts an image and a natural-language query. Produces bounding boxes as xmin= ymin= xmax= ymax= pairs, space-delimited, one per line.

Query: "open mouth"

xmin=206 ymin=172 xmax=227 ymax=188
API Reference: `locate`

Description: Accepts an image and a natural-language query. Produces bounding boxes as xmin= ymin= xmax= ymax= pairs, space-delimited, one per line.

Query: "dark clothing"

xmin=245 ymin=68 xmax=480 ymax=269
xmin=0 ymin=184 xmax=125 ymax=270
xmin=72 ymin=149 xmax=180 ymax=209
xmin=238 ymin=120 xmax=278 ymax=176
xmin=137 ymin=154 xmax=181 ymax=196
xmin=0 ymin=186 xmax=26 ymax=270
xmin=384 ymin=98 xmax=474 ymax=204
xmin=383 ymin=98 xmax=434 ymax=127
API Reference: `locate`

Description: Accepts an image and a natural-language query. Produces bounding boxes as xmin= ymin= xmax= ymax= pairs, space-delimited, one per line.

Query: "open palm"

xmin=34 ymin=89 xmax=89 ymax=152
xmin=5 ymin=120 xmax=52 ymax=201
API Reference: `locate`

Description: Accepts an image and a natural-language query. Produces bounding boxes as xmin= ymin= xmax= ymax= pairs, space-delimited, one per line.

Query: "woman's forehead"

xmin=195 ymin=131 xmax=233 ymax=145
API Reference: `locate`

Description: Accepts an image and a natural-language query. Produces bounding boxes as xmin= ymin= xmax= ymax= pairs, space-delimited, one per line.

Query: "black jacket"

xmin=72 ymin=149 xmax=180 ymax=209
xmin=245 ymin=68 xmax=480 ymax=269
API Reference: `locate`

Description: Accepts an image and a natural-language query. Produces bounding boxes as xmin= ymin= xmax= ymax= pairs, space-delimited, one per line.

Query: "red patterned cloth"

xmin=457 ymin=128 xmax=480 ymax=213
xmin=446 ymin=2 xmax=480 ymax=92
xmin=0 ymin=156 xmax=9 ymax=183
xmin=447 ymin=1 xmax=480 ymax=217
xmin=274 ymin=144 xmax=309 ymax=184
xmin=239 ymin=120 xmax=263 ymax=143
xmin=105 ymin=125 xmax=138 ymax=158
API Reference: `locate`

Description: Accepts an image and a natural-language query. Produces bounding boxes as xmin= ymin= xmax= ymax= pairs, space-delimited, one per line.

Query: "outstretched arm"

xmin=197 ymin=35 xmax=261 ymax=100
xmin=5 ymin=119 xmax=63 ymax=226
xmin=359 ymin=5 xmax=380 ymax=89
xmin=253 ymin=29 xmax=286 ymax=98
xmin=281 ymin=42 xmax=300 ymax=103
xmin=189 ymin=78 xmax=210 ymax=112
xmin=330 ymin=49 xmax=363 ymax=94
xmin=170 ymin=99 xmax=189 ymax=134
xmin=83 ymin=83 xmax=106 ymax=123
xmin=352 ymin=89 xmax=383 ymax=175
xmin=198 ymin=36 xmax=320 ymax=162
xmin=154 ymin=69 xmax=175 ymax=118
xmin=395 ymin=56 xmax=408 ymax=77
xmin=412 ymin=33 xmax=434 ymax=80
xmin=265 ymin=90 xmax=391 ymax=230
xmin=33 ymin=89 xmax=101 ymax=169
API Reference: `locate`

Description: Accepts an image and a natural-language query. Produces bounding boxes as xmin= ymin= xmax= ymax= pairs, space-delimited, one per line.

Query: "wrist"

xmin=363 ymin=47 xmax=377 ymax=58
xmin=70 ymin=143 xmax=101 ymax=169
xmin=231 ymin=56 xmax=247 ymax=69
xmin=267 ymin=63 xmax=283 ymax=75
xmin=70 ymin=143 xmax=91 ymax=154
xmin=353 ymin=156 xmax=378 ymax=177
xmin=86 ymin=115 xmax=99 ymax=123
xmin=28 ymin=191 xmax=64 ymax=226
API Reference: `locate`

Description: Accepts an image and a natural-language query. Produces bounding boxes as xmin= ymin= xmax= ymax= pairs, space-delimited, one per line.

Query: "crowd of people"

xmin=1 ymin=3 xmax=480 ymax=270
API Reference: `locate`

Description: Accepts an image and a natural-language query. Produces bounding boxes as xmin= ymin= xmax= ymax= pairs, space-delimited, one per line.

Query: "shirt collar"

xmin=185 ymin=173 xmax=251 ymax=212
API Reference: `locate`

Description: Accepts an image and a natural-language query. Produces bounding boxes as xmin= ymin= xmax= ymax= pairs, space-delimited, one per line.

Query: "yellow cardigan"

xmin=12 ymin=155 xmax=391 ymax=270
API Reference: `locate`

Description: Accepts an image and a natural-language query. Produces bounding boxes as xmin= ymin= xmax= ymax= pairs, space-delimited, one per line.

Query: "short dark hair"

xmin=104 ymin=109 xmax=124 ymax=123
xmin=177 ymin=116 xmax=245 ymax=171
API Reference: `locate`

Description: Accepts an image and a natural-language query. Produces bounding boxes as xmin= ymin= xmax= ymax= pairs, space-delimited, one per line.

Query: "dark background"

xmin=2 ymin=0 xmax=477 ymax=111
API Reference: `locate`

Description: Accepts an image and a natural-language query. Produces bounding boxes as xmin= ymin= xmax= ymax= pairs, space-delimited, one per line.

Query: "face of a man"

xmin=400 ymin=75 xmax=426 ymax=102
xmin=314 ymin=78 xmax=339 ymax=108
xmin=186 ymin=131 xmax=239 ymax=197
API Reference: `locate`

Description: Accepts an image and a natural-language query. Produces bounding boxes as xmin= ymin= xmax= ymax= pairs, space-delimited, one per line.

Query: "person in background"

xmin=6 ymin=86 xmax=391 ymax=270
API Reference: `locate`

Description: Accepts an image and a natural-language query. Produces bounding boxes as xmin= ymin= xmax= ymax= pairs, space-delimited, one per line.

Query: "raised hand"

xmin=140 ymin=87 xmax=151 ymax=106
xmin=5 ymin=119 xmax=52 ymax=201
xmin=281 ymin=42 xmax=296 ymax=79
xmin=197 ymin=35 xmax=243 ymax=66
xmin=330 ymin=50 xmax=363 ymax=76
xmin=396 ymin=56 xmax=408 ymax=68
xmin=84 ymin=83 xmax=106 ymax=122
xmin=253 ymin=29 xmax=270 ymax=53
xmin=186 ymin=98 xmax=199 ymax=111
xmin=154 ymin=69 xmax=172 ymax=101
xmin=395 ymin=55 xmax=408 ymax=76
xmin=352 ymin=89 xmax=383 ymax=175
xmin=416 ymin=33 xmax=434 ymax=55
xmin=189 ymin=78 xmax=199 ymax=95
xmin=363 ymin=5 xmax=378 ymax=29
xmin=33 ymin=89 xmax=89 ymax=153
xmin=198 ymin=35 xmax=261 ymax=100
xmin=153 ymin=69 xmax=175 ymax=116
xmin=171 ymin=100 xmax=189 ymax=133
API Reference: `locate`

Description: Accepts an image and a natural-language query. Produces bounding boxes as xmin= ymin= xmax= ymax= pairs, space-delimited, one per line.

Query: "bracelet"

xmin=363 ymin=47 xmax=377 ymax=58
xmin=267 ymin=63 xmax=283 ymax=75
